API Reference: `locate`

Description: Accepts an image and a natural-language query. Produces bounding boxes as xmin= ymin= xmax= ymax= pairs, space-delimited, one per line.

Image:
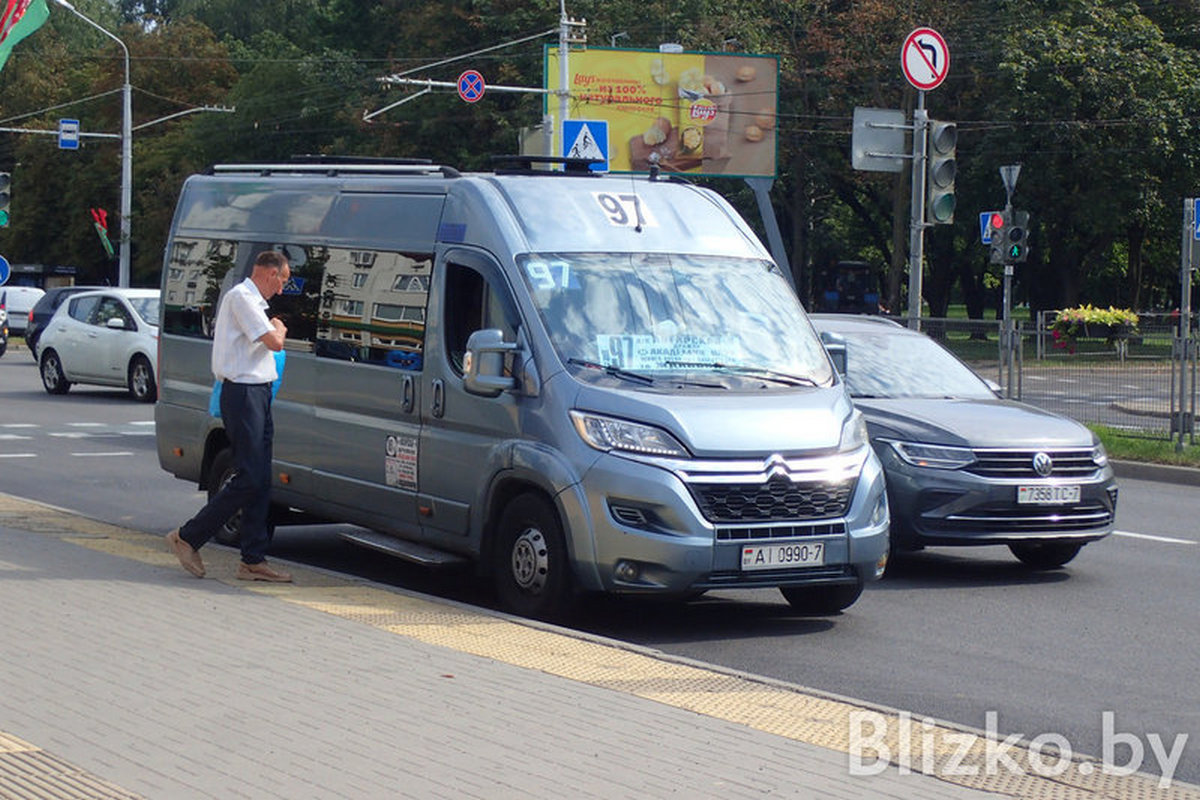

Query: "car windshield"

xmin=836 ymin=328 xmax=995 ymax=399
xmin=517 ymin=253 xmax=833 ymax=384
xmin=129 ymin=296 xmax=160 ymax=326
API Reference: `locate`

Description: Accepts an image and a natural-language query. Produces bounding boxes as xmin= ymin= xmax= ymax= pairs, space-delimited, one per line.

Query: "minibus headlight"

xmin=570 ymin=410 xmax=689 ymax=457
xmin=1092 ymin=442 xmax=1109 ymax=467
xmin=839 ymin=411 xmax=869 ymax=452
xmin=889 ymin=441 xmax=976 ymax=470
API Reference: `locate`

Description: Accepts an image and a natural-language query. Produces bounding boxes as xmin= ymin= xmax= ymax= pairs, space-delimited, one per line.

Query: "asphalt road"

xmin=2 ymin=352 xmax=1197 ymax=786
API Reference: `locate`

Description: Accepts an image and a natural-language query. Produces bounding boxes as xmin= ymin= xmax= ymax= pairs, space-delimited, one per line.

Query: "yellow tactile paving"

xmin=2 ymin=491 xmax=1196 ymax=800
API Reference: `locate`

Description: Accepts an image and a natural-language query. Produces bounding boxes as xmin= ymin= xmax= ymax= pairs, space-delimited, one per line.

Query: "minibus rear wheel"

xmin=494 ymin=493 xmax=573 ymax=621
xmin=207 ymin=447 xmax=242 ymax=546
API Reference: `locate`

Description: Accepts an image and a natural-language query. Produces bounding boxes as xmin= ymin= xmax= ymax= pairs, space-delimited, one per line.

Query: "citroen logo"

xmin=765 ymin=453 xmax=791 ymax=480
xmin=1032 ymin=452 xmax=1054 ymax=477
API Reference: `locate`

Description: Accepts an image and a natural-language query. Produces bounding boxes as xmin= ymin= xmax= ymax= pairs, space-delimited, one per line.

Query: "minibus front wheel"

xmin=493 ymin=493 xmax=574 ymax=621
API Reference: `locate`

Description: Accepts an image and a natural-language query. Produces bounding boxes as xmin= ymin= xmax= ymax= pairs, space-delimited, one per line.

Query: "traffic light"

xmin=988 ymin=209 xmax=1031 ymax=264
xmin=0 ymin=173 xmax=10 ymax=227
xmin=925 ymin=121 xmax=957 ymax=224
xmin=1007 ymin=210 xmax=1030 ymax=262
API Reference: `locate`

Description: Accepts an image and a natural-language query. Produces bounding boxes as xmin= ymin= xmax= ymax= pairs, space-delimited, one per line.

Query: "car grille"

xmin=925 ymin=502 xmax=1113 ymax=534
xmin=966 ymin=449 xmax=1099 ymax=479
xmin=688 ymin=477 xmax=854 ymax=523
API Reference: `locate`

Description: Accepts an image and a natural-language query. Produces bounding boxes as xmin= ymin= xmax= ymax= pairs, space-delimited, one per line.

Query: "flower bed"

xmin=1050 ymin=305 xmax=1139 ymax=353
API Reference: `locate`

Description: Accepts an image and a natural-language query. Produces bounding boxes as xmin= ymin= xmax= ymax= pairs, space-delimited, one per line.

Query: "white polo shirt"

xmin=211 ymin=277 xmax=276 ymax=384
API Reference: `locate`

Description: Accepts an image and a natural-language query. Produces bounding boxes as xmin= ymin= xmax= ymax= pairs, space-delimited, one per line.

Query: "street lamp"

xmin=52 ymin=0 xmax=132 ymax=288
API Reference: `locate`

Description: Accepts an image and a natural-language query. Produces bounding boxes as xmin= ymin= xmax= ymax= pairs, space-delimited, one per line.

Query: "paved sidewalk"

xmin=0 ymin=494 xmax=1194 ymax=800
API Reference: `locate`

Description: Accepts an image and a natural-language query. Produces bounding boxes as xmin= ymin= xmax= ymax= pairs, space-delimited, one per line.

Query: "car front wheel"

xmin=40 ymin=350 xmax=71 ymax=395
xmin=1009 ymin=541 xmax=1082 ymax=569
xmin=128 ymin=355 xmax=157 ymax=402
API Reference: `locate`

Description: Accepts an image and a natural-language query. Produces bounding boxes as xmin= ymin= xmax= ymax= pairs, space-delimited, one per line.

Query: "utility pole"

xmin=906 ymin=97 xmax=928 ymax=331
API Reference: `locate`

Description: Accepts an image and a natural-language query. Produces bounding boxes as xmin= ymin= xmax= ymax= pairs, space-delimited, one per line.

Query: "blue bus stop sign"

xmin=0 ymin=255 xmax=10 ymax=286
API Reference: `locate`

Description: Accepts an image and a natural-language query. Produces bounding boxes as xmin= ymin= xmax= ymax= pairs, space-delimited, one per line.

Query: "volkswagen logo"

xmin=1032 ymin=452 xmax=1054 ymax=477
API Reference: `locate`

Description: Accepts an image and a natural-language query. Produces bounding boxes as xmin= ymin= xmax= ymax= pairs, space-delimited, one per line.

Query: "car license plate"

xmin=1017 ymin=485 xmax=1081 ymax=504
xmin=741 ymin=541 xmax=825 ymax=571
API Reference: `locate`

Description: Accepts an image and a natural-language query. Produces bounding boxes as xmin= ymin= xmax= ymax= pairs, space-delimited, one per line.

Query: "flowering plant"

xmin=1050 ymin=304 xmax=1139 ymax=352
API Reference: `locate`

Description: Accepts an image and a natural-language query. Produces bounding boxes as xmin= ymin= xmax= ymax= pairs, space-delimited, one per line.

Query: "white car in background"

xmin=38 ymin=288 xmax=160 ymax=402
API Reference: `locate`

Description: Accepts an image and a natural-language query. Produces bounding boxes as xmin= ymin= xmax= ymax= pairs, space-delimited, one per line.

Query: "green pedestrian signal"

xmin=0 ymin=172 xmax=10 ymax=227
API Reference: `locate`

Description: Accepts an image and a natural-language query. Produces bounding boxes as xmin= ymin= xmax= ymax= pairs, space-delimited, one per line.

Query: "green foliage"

xmin=1 ymin=0 xmax=1199 ymax=306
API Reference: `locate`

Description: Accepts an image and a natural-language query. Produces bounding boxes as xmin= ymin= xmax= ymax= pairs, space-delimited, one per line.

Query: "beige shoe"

xmin=237 ymin=561 xmax=293 ymax=583
xmin=166 ymin=529 xmax=205 ymax=578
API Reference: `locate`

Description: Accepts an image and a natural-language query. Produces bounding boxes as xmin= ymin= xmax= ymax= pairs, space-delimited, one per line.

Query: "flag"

xmin=0 ymin=0 xmax=49 ymax=73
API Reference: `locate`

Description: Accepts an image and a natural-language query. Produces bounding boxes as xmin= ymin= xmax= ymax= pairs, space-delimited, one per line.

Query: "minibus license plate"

xmin=741 ymin=542 xmax=825 ymax=571
xmin=1017 ymin=485 xmax=1080 ymax=504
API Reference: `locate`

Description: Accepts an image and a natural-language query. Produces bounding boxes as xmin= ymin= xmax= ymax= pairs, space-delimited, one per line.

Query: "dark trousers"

xmin=180 ymin=381 xmax=273 ymax=564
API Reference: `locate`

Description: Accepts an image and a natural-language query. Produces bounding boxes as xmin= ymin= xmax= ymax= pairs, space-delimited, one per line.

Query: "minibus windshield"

xmin=518 ymin=253 xmax=833 ymax=384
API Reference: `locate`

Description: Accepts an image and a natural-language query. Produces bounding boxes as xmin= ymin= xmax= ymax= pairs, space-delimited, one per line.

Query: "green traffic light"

xmin=929 ymin=194 xmax=956 ymax=224
xmin=0 ymin=210 xmax=8 ymax=227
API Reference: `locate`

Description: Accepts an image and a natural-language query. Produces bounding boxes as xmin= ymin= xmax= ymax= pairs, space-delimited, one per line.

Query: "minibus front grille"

xmin=688 ymin=477 xmax=854 ymax=523
xmin=715 ymin=521 xmax=847 ymax=541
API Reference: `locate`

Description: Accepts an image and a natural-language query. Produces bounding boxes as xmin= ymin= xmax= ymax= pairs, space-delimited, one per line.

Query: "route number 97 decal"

xmin=593 ymin=192 xmax=658 ymax=228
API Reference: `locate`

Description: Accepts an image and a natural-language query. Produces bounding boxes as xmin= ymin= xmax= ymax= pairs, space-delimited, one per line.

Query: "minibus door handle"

xmin=401 ymin=374 xmax=415 ymax=414
xmin=431 ymin=378 xmax=445 ymax=418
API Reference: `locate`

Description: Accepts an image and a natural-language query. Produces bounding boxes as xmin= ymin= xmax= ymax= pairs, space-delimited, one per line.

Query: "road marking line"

xmin=70 ymin=452 xmax=134 ymax=457
xmin=1113 ymin=530 xmax=1195 ymax=545
xmin=0 ymin=434 xmax=32 ymax=440
xmin=0 ymin=454 xmax=36 ymax=459
xmin=68 ymin=422 xmax=106 ymax=427
xmin=1 ymin=424 xmax=37 ymax=428
xmin=129 ymin=421 xmax=154 ymax=426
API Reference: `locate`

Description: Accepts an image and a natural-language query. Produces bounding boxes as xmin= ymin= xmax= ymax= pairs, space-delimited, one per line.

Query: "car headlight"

xmin=839 ymin=411 xmax=869 ymax=452
xmin=888 ymin=441 xmax=976 ymax=470
xmin=569 ymin=410 xmax=690 ymax=457
xmin=1092 ymin=442 xmax=1109 ymax=467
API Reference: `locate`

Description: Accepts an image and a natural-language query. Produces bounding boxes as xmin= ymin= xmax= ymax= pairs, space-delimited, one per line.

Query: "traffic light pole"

xmin=907 ymin=96 xmax=928 ymax=331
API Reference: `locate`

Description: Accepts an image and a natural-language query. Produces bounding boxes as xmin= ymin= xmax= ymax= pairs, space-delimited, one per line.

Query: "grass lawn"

xmin=1090 ymin=424 xmax=1200 ymax=468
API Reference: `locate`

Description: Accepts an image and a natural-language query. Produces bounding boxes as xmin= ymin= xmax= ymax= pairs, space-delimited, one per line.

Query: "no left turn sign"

xmin=901 ymin=28 xmax=949 ymax=91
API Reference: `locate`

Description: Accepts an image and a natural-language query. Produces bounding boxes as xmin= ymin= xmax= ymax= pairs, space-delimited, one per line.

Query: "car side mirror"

xmin=463 ymin=328 xmax=520 ymax=397
xmin=106 ymin=317 xmax=128 ymax=330
xmin=819 ymin=331 xmax=847 ymax=375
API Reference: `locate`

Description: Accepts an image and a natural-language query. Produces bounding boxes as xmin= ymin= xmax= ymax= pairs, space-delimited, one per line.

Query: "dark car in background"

xmin=24 ymin=285 xmax=104 ymax=361
xmin=811 ymin=314 xmax=1117 ymax=569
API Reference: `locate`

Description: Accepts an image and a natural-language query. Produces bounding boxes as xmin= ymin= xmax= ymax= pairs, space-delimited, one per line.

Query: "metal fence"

xmin=903 ymin=313 xmax=1198 ymax=442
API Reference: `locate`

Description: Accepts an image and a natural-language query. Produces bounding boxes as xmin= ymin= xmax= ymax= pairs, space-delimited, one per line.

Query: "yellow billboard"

xmin=545 ymin=47 xmax=778 ymax=178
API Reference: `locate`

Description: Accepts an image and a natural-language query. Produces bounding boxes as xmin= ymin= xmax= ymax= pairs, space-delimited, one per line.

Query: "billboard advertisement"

xmin=545 ymin=47 xmax=778 ymax=178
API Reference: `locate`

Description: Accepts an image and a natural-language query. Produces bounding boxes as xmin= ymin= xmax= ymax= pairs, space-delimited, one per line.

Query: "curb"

xmin=1112 ymin=458 xmax=1200 ymax=487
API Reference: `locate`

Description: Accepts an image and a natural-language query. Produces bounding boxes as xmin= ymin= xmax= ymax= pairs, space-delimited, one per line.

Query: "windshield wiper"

xmin=567 ymin=358 xmax=655 ymax=385
xmin=662 ymin=361 xmax=819 ymax=387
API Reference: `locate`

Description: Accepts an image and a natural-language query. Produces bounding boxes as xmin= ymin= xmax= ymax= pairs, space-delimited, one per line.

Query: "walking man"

xmin=167 ymin=250 xmax=293 ymax=582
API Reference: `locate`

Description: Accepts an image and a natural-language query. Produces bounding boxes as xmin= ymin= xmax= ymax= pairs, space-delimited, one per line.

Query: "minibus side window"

xmin=314 ymin=247 xmax=431 ymax=369
xmin=162 ymin=237 xmax=238 ymax=339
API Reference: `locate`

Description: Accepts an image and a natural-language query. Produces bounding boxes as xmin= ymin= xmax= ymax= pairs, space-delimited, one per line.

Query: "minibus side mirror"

xmin=463 ymin=328 xmax=520 ymax=397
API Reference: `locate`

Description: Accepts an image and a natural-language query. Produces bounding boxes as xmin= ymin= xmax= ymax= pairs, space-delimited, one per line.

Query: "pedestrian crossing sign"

xmin=562 ymin=119 xmax=608 ymax=172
